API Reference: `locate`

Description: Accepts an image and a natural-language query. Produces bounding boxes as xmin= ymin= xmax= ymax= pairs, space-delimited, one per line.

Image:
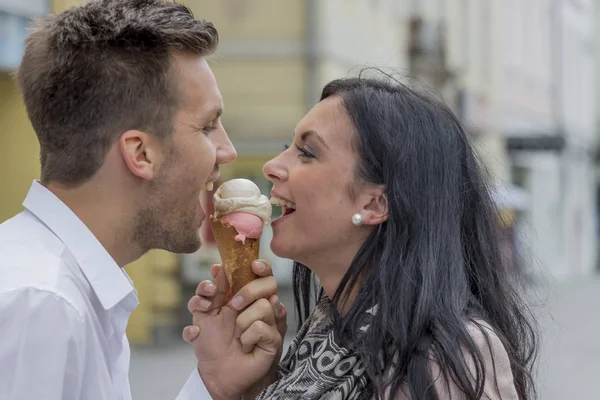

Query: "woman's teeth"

xmin=270 ymin=196 xmax=296 ymax=210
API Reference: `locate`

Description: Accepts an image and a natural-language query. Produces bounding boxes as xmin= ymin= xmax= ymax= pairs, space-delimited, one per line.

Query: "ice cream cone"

xmin=210 ymin=216 xmax=259 ymax=295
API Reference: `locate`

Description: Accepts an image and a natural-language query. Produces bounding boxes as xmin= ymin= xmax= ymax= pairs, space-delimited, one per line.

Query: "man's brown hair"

xmin=17 ymin=0 xmax=218 ymax=184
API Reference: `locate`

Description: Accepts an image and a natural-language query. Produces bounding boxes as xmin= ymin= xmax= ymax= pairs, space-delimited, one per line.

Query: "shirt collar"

xmin=22 ymin=180 xmax=136 ymax=310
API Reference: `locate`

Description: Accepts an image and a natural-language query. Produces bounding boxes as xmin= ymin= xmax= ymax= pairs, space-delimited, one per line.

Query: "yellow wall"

xmin=0 ymin=75 xmax=40 ymax=223
xmin=212 ymin=59 xmax=307 ymax=141
xmin=188 ymin=0 xmax=305 ymax=40
xmin=126 ymin=250 xmax=179 ymax=345
xmin=52 ymin=0 xmax=82 ymax=11
xmin=188 ymin=0 xmax=308 ymax=143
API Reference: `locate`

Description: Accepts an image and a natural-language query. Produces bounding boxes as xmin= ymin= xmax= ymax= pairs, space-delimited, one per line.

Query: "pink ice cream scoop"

xmin=221 ymin=212 xmax=264 ymax=244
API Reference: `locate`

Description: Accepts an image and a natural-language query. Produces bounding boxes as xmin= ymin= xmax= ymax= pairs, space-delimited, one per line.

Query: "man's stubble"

xmin=133 ymin=148 xmax=203 ymax=255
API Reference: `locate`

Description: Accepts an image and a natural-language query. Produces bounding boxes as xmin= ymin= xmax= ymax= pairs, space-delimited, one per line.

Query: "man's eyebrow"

xmin=197 ymin=106 xmax=222 ymax=123
xmin=300 ymin=130 xmax=330 ymax=149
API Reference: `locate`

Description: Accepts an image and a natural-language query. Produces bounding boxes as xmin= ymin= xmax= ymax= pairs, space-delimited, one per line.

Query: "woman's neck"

xmin=301 ymin=243 xmax=364 ymax=315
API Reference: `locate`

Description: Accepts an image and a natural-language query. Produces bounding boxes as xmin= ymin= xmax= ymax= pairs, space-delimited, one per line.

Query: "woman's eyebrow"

xmin=300 ymin=130 xmax=330 ymax=149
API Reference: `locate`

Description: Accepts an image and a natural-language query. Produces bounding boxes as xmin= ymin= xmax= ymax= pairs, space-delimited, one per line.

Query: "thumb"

xmin=182 ymin=325 xmax=200 ymax=344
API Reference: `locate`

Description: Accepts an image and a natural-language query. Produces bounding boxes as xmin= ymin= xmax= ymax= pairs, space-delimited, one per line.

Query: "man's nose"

xmin=215 ymin=129 xmax=237 ymax=165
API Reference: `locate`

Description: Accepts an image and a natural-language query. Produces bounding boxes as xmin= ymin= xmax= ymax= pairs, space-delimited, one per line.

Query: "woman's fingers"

xmin=251 ymin=259 xmax=272 ymax=277
xmin=188 ymin=265 xmax=231 ymax=319
xmin=239 ymin=320 xmax=282 ymax=355
xmin=194 ymin=260 xmax=277 ymax=314
xmin=185 ymin=260 xmax=285 ymax=350
xmin=236 ymin=298 xmax=276 ymax=336
xmin=195 ymin=279 xmax=217 ymax=297
xmin=269 ymin=294 xmax=288 ymax=338
xmin=228 ymin=259 xmax=277 ymax=312
xmin=188 ymin=293 xmax=214 ymax=314
xmin=210 ymin=264 xmax=221 ymax=279
xmin=230 ymin=275 xmax=278 ymax=312
xmin=182 ymin=325 xmax=200 ymax=344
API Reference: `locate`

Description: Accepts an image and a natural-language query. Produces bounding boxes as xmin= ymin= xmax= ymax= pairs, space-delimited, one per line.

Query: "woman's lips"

xmin=271 ymin=208 xmax=296 ymax=228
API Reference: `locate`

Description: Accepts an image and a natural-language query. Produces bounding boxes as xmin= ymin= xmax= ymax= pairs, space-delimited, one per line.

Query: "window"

xmin=461 ymin=0 xmax=469 ymax=70
xmin=0 ymin=12 xmax=30 ymax=71
xmin=0 ymin=0 xmax=49 ymax=18
xmin=435 ymin=0 xmax=446 ymax=19
xmin=411 ymin=0 xmax=422 ymax=15
xmin=0 ymin=0 xmax=49 ymax=71
xmin=480 ymin=1 xmax=491 ymax=82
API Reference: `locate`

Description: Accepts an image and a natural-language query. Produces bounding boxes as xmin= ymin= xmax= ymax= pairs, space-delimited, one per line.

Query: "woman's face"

xmin=264 ymin=95 xmax=373 ymax=270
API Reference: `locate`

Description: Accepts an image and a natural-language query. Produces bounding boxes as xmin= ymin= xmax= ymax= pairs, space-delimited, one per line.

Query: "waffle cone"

xmin=210 ymin=216 xmax=259 ymax=295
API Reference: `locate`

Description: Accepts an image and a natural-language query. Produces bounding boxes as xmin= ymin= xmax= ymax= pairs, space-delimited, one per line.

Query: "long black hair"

xmin=292 ymin=73 xmax=538 ymax=399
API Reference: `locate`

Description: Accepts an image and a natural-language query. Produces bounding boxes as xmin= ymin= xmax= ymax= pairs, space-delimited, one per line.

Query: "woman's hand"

xmin=183 ymin=260 xmax=287 ymax=344
xmin=182 ymin=260 xmax=287 ymax=399
xmin=190 ymin=296 xmax=281 ymax=399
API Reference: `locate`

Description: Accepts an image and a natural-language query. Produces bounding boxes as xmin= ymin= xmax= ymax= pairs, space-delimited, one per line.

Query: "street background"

xmin=1 ymin=0 xmax=599 ymax=398
xmin=129 ymin=276 xmax=600 ymax=400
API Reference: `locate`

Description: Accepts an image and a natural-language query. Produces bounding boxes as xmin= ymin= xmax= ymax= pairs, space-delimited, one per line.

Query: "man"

xmin=0 ymin=0 xmax=282 ymax=398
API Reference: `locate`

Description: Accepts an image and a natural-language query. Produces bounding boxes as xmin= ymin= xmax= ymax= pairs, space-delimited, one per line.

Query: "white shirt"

xmin=0 ymin=181 xmax=211 ymax=400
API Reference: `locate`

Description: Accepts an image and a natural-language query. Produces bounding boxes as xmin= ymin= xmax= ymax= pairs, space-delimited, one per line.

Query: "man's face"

xmin=134 ymin=54 xmax=236 ymax=254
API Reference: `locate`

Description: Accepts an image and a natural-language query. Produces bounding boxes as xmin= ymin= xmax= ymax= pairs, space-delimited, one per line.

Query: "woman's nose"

xmin=263 ymin=155 xmax=287 ymax=183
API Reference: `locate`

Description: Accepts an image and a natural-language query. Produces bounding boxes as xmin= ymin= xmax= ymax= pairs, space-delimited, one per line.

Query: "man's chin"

xmin=174 ymin=240 xmax=202 ymax=254
xmin=159 ymin=234 xmax=202 ymax=254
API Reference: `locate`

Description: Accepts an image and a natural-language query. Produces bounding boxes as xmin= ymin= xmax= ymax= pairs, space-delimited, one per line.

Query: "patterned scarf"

xmin=257 ymin=296 xmax=376 ymax=400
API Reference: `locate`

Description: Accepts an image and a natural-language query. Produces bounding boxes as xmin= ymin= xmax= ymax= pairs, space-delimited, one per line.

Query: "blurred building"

xmin=554 ymin=0 xmax=598 ymax=278
xmin=410 ymin=0 xmax=527 ymax=277
xmin=186 ymin=0 xmax=408 ymax=161
xmin=406 ymin=0 xmax=509 ymax=181
xmin=597 ymin=0 xmax=600 ymax=271
xmin=498 ymin=0 xmax=597 ymax=279
xmin=494 ymin=0 xmax=557 ymax=281
xmin=412 ymin=0 xmax=598 ymax=280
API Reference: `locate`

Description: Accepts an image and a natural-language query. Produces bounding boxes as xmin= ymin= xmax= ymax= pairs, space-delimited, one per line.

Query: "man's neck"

xmin=45 ymin=182 xmax=142 ymax=267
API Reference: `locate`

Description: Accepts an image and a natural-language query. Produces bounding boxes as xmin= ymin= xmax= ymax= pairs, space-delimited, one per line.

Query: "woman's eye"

xmin=295 ymin=144 xmax=316 ymax=159
xmin=282 ymin=143 xmax=315 ymax=159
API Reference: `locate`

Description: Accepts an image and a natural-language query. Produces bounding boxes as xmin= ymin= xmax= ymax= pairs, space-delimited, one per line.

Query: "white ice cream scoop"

xmin=212 ymin=178 xmax=273 ymax=222
xmin=218 ymin=178 xmax=262 ymax=199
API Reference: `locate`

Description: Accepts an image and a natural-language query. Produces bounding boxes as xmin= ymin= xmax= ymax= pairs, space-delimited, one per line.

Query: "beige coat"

xmin=380 ymin=323 xmax=518 ymax=400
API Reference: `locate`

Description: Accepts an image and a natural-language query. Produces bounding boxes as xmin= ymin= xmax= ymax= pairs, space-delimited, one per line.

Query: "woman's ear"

xmin=360 ymin=186 xmax=388 ymax=226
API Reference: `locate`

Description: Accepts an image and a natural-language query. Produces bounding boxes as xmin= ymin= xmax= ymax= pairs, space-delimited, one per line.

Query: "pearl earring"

xmin=352 ymin=213 xmax=364 ymax=226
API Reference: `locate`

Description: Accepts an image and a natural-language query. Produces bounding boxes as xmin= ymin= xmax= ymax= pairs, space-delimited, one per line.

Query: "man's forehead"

xmin=175 ymin=54 xmax=221 ymax=100
xmin=193 ymin=102 xmax=223 ymax=122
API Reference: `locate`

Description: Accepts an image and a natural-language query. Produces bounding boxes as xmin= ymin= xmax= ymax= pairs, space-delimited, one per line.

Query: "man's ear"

xmin=119 ymin=130 xmax=160 ymax=181
xmin=360 ymin=186 xmax=388 ymax=226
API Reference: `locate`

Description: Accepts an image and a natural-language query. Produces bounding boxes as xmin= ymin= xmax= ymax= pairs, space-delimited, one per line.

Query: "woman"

xmin=187 ymin=74 xmax=538 ymax=399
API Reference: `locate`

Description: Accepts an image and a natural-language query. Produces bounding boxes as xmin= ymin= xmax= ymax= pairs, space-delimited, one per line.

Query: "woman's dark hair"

xmin=292 ymin=73 xmax=538 ymax=399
